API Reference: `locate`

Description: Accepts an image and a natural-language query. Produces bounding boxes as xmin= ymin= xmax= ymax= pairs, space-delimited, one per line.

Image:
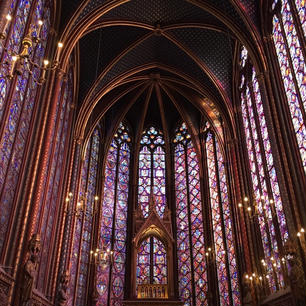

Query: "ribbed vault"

xmin=56 ymin=0 xmax=264 ymax=143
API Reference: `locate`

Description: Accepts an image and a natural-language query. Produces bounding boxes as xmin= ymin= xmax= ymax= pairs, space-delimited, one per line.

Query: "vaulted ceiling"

xmin=57 ymin=0 xmax=263 ymax=141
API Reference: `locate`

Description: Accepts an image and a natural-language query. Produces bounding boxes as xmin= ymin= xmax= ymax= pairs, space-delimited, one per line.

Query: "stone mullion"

xmin=265 ymin=28 xmax=306 ymax=229
xmin=84 ymin=135 xmax=100 ymax=306
xmin=288 ymin=0 xmax=306 ymax=67
xmin=125 ymin=140 xmax=136 ymax=299
xmin=85 ymin=132 xmax=103 ymax=306
xmin=242 ymin=87 xmax=279 ymax=289
xmin=238 ymin=86 xmax=269 ymax=268
xmin=277 ymin=12 xmax=306 ymax=125
xmin=200 ymin=131 xmax=219 ymax=306
xmin=222 ymin=128 xmax=244 ymax=300
xmin=248 ymin=79 xmax=285 ymax=256
xmin=149 ymin=148 xmax=154 ymax=284
xmin=184 ymin=145 xmax=196 ymax=306
xmin=242 ymin=89 xmax=274 ymax=255
xmin=62 ymin=140 xmax=83 ymax=274
xmin=107 ymin=142 xmax=120 ymax=305
xmin=232 ymin=101 xmax=255 ymax=273
xmin=87 ymin=130 xmax=105 ymax=306
xmin=267 ymin=1 xmax=306 ymax=267
xmin=256 ymin=70 xmax=299 ymax=236
xmin=169 ymin=142 xmax=179 ymax=299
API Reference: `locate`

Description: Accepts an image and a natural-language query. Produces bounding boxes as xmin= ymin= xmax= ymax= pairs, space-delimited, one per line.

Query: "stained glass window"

xmin=97 ymin=122 xmax=130 ymax=306
xmin=136 ymin=237 xmax=167 ymax=286
xmin=174 ymin=122 xmax=207 ymax=306
xmin=240 ymin=47 xmax=289 ymax=291
xmin=138 ymin=126 xmax=166 ymax=218
xmin=204 ymin=127 xmax=240 ymax=306
xmin=295 ymin=0 xmax=306 ymax=36
xmin=0 ymin=0 xmax=51 ymax=257
xmin=69 ymin=128 xmax=101 ymax=306
xmin=272 ymin=0 xmax=306 ymax=174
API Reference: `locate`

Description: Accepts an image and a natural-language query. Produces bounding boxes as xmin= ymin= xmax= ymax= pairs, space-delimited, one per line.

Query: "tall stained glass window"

xmin=239 ymin=47 xmax=289 ymax=291
xmin=0 ymin=0 xmax=51 ymax=257
xmin=174 ymin=122 xmax=207 ymax=306
xmin=203 ymin=123 xmax=240 ymax=306
xmin=97 ymin=123 xmax=131 ymax=306
xmin=272 ymin=0 xmax=306 ymax=174
xmin=138 ymin=126 xmax=166 ymax=218
xmin=69 ymin=128 xmax=101 ymax=306
xmin=136 ymin=237 xmax=167 ymax=286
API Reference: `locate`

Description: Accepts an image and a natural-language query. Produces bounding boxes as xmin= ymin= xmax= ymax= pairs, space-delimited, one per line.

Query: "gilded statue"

xmin=20 ymin=234 xmax=41 ymax=306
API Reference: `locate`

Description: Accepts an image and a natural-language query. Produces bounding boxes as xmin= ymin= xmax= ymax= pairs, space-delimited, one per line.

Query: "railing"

xmin=137 ymin=284 xmax=168 ymax=299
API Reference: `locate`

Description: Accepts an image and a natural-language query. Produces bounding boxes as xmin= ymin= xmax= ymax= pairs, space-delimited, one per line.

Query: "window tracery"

xmin=138 ymin=126 xmax=166 ymax=218
xmin=239 ymin=46 xmax=289 ymax=292
xmin=204 ymin=124 xmax=240 ymax=305
xmin=70 ymin=128 xmax=101 ymax=306
xmin=174 ymin=122 xmax=207 ymax=306
xmin=136 ymin=237 xmax=167 ymax=286
xmin=0 ymin=0 xmax=51 ymax=257
xmin=97 ymin=122 xmax=130 ymax=306
xmin=272 ymin=0 xmax=306 ymax=174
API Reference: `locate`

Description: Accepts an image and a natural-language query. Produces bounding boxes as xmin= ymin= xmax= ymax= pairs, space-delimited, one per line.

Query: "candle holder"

xmin=0 ymin=15 xmax=64 ymax=84
xmin=238 ymin=195 xmax=277 ymax=220
xmin=90 ymin=246 xmax=114 ymax=270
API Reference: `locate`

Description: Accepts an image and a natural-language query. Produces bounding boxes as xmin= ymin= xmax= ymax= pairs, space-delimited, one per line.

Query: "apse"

xmin=0 ymin=1 xmax=306 ymax=306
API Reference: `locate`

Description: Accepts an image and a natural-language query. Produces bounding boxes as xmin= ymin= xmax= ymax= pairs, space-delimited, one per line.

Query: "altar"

xmin=123 ymin=299 xmax=183 ymax=306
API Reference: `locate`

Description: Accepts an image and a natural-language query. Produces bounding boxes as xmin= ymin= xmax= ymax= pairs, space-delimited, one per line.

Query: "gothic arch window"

xmin=203 ymin=123 xmax=240 ymax=305
xmin=70 ymin=128 xmax=101 ymax=306
xmin=97 ymin=122 xmax=131 ymax=306
xmin=0 ymin=0 xmax=51 ymax=257
xmin=173 ymin=122 xmax=207 ymax=306
xmin=138 ymin=126 xmax=166 ymax=218
xmin=239 ymin=47 xmax=289 ymax=291
xmin=272 ymin=0 xmax=306 ymax=174
xmin=136 ymin=236 xmax=167 ymax=286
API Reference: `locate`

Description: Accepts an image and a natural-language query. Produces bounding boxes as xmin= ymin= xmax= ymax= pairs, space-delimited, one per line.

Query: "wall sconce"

xmin=64 ymin=192 xmax=85 ymax=219
xmin=90 ymin=246 xmax=114 ymax=270
xmin=238 ymin=195 xmax=276 ymax=220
